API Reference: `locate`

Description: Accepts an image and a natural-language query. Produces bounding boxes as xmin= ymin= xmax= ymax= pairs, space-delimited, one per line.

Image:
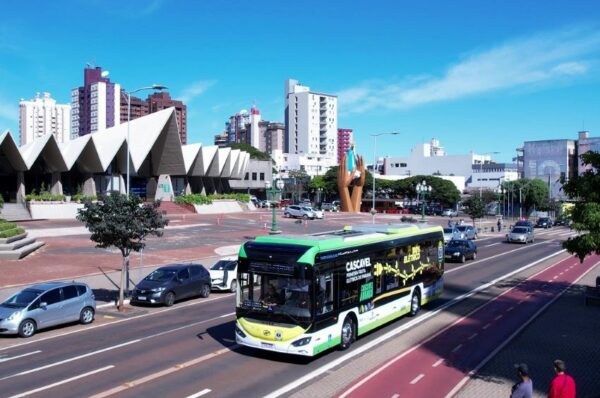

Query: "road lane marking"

xmin=268 ymin=249 xmax=568 ymax=398
xmin=482 ymin=323 xmax=491 ymax=330
xmin=410 ymin=374 xmax=425 ymax=384
xmin=506 ymin=306 xmax=515 ymax=312
xmin=391 ymin=394 xmax=400 ymax=398
xmin=0 ymin=351 xmax=41 ymax=363
xmin=494 ymin=315 xmax=503 ymax=321
xmin=483 ymin=242 xmax=500 ymax=247
xmin=432 ymin=358 xmax=444 ymax=367
xmin=451 ymin=344 xmax=463 ymax=353
xmin=7 ymin=365 xmax=114 ymax=398
xmin=90 ymin=346 xmax=238 ymax=398
xmin=445 ymin=257 xmax=600 ymax=398
xmin=0 ymin=341 xmax=138 ymax=381
xmin=186 ymin=388 xmax=212 ymax=398
xmin=468 ymin=332 xmax=478 ymax=340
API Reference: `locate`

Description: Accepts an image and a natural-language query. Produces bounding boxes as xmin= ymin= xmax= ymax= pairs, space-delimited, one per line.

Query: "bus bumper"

xmin=235 ymin=320 xmax=315 ymax=356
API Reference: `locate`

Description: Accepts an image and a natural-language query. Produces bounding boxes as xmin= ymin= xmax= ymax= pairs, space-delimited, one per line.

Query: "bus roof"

xmin=240 ymin=223 xmax=443 ymax=263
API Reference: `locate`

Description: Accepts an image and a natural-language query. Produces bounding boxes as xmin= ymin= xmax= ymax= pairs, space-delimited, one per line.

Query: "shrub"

xmin=175 ymin=194 xmax=213 ymax=206
xmin=0 ymin=222 xmax=17 ymax=231
xmin=72 ymin=194 xmax=97 ymax=202
xmin=0 ymin=227 xmax=25 ymax=238
xmin=0 ymin=194 xmax=4 ymax=209
xmin=25 ymin=193 xmax=65 ymax=202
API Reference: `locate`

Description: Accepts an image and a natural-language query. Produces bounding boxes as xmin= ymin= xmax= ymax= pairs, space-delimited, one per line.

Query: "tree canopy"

xmin=77 ymin=194 xmax=169 ymax=309
xmin=463 ymin=195 xmax=486 ymax=223
xmin=560 ymin=151 xmax=600 ymax=262
xmin=501 ymin=178 xmax=550 ymax=215
xmin=227 ymin=143 xmax=272 ymax=161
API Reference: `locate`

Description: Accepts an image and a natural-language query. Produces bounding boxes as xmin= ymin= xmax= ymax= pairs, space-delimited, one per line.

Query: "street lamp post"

xmin=477 ymin=151 xmax=500 ymax=198
xmin=124 ymin=84 xmax=168 ymax=197
xmin=370 ymin=131 xmax=400 ymax=223
xmin=416 ymin=180 xmax=432 ymax=223
xmin=265 ymin=179 xmax=284 ymax=234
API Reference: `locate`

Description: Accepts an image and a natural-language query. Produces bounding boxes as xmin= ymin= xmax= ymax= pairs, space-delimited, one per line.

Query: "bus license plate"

xmin=261 ymin=342 xmax=274 ymax=348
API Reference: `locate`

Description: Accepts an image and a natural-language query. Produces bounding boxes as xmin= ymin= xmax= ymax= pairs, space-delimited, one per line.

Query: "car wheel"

xmin=302 ymin=214 xmax=308 ymax=220
xmin=460 ymin=254 xmax=466 ymax=263
xmin=200 ymin=284 xmax=211 ymax=298
xmin=164 ymin=291 xmax=176 ymax=307
xmin=472 ymin=252 xmax=477 ymax=260
xmin=230 ymin=279 xmax=238 ymax=293
xmin=409 ymin=289 xmax=421 ymax=316
xmin=340 ymin=316 xmax=356 ymax=350
xmin=79 ymin=307 xmax=95 ymax=325
xmin=284 ymin=212 xmax=290 ymax=218
xmin=18 ymin=319 xmax=36 ymax=338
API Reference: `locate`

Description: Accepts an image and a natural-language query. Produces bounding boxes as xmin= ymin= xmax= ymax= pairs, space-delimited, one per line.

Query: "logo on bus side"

xmin=346 ymin=257 xmax=372 ymax=283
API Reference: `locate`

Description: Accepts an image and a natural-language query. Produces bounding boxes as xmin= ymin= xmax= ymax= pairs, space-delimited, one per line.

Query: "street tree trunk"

xmin=118 ymin=255 xmax=128 ymax=311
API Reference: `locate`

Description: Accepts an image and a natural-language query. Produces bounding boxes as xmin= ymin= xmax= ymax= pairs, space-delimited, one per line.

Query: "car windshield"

xmin=456 ymin=226 xmax=467 ymax=231
xmin=145 ymin=269 xmax=176 ymax=282
xmin=443 ymin=228 xmax=454 ymax=234
xmin=240 ymin=274 xmax=312 ymax=321
xmin=211 ymin=260 xmax=236 ymax=271
xmin=447 ymin=240 xmax=465 ymax=248
xmin=516 ymin=221 xmax=530 ymax=226
xmin=302 ymin=207 xmax=313 ymax=211
xmin=512 ymin=227 xmax=528 ymax=234
xmin=2 ymin=289 xmax=43 ymax=308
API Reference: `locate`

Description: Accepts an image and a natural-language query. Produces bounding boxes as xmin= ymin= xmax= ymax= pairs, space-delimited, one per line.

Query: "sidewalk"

xmin=456 ymin=261 xmax=600 ymax=398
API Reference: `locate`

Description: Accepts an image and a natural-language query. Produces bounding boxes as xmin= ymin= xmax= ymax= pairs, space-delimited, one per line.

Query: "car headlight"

xmin=453 ymin=252 xmax=461 ymax=256
xmin=291 ymin=337 xmax=312 ymax=347
xmin=7 ymin=310 xmax=22 ymax=321
xmin=235 ymin=324 xmax=247 ymax=338
xmin=150 ymin=287 xmax=166 ymax=293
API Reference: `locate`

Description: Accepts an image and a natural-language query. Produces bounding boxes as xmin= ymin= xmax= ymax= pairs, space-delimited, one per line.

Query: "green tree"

xmin=521 ymin=178 xmax=550 ymax=214
xmin=77 ymin=194 xmax=169 ymax=310
xmin=560 ymin=151 xmax=600 ymax=262
xmin=399 ymin=176 xmax=460 ymax=207
xmin=227 ymin=143 xmax=272 ymax=161
xmin=463 ymin=195 xmax=486 ymax=224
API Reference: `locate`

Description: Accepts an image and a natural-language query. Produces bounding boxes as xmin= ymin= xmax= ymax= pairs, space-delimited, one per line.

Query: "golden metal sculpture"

xmin=337 ymin=147 xmax=366 ymax=213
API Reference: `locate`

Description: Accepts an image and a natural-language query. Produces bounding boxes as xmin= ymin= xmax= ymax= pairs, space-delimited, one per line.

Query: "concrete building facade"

xmin=19 ymin=93 xmax=71 ymax=146
xmin=272 ymin=149 xmax=337 ymax=178
xmin=523 ymin=139 xmax=577 ymax=200
xmin=71 ymin=66 xmax=120 ymax=138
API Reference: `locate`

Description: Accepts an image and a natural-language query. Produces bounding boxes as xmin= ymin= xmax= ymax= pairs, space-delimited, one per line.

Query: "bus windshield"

xmin=239 ymin=272 xmax=312 ymax=323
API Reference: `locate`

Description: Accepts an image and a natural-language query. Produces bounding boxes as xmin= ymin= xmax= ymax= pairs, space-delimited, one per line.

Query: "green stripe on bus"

xmin=313 ymin=336 xmax=342 ymax=355
xmin=358 ymin=306 xmax=411 ymax=335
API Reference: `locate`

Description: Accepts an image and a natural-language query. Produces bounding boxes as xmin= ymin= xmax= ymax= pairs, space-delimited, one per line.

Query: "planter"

xmin=0 ymin=232 xmax=27 ymax=244
xmin=28 ymin=202 xmax=85 ymax=219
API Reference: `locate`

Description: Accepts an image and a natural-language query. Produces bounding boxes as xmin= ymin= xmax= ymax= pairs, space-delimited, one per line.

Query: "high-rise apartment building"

xmin=147 ymin=92 xmax=187 ymax=144
xmin=19 ymin=92 xmax=71 ymax=145
xmin=337 ymin=128 xmax=353 ymax=164
xmin=284 ymin=79 xmax=338 ymax=160
xmin=226 ymin=110 xmax=251 ymax=145
xmin=119 ymin=94 xmax=148 ymax=124
xmin=71 ymin=66 xmax=120 ymax=138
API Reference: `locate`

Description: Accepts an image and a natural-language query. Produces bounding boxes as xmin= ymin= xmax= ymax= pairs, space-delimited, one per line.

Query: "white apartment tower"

xmin=284 ymin=79 xmax=338 ymax=159
xmin=19 ymin=92 xmax=71 ymax=145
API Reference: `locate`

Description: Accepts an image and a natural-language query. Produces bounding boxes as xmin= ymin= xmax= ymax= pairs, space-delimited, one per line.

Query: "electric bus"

xmin=235 ymin=223 xmax=445 ymax=356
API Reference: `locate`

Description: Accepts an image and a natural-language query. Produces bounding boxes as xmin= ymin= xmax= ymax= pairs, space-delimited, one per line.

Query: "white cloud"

xmin=338 ymin=26 xmax=600 ymax=113
xmin=179 ymin=80 xmax=216 ymax=103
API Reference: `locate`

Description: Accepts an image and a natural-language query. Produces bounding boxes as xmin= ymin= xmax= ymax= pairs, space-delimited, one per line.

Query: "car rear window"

xmin=76 ymin=285 xmax=87 ymax=295
xmin=62 ymin=285 xmax=79 ymax=300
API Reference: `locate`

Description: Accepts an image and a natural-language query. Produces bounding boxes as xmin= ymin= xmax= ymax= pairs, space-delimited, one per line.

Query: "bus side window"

xmin=317 ymin=273 xmax=334 ymax=315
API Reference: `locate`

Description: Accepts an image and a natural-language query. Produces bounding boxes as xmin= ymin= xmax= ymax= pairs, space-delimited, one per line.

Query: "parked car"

xmin=209 ymin=256 xmax=238 ymax=292
xmin=284 ymin=205 xmax=316 ymax=219
xmin=442 ymin=208 xmax=458 ymax=217
xmin=535 ymin=217 xmax=553 ymax=229
xmin=0 ymin=281 xmax=96 ymax=338
xmin=304 ymin=206 xmax=324 ymax=219
xmin=131 ymin=264 xmax=211 ymax=306
xmin=506 ymin=226 xmax=534 ymax=244
xmin=443 ymin=227 xmax=462 ymax=243
xmin=456 ymin=225 xmax=478 ymax=240
xmin=321 ymin=202 xmax=339 ymax=212
xmin=554 ymin=217 xmax=569 ymax=226
xmin=444 ymin=239 xmax=478 ymax=263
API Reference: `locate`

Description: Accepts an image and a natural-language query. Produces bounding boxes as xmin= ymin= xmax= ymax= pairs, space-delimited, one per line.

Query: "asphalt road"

xmin=0 ymin=224 xmax=577 ymax=398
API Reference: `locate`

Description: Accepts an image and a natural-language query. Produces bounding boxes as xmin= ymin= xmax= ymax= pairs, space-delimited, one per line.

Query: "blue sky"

xmin=1 ymin=0 xmax=600 ymax=163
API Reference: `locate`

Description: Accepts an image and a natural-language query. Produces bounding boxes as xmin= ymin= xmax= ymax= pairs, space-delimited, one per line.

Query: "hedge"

xmin=0 ymin=222 xmax=17 ymax=231
xmin=0 ymin=227 xmax=25 ymax=238
xmin=25 ymin=193 xmax=65 ymax=202
xmin=175 ymin=193 xmax=250 ymax=206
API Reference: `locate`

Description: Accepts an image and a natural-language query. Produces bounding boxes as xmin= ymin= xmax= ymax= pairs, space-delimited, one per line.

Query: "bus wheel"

xmin=340 ymin=316 xmax=356 ymax=350
xmin=409 ymin=289 xmax=421 ymax=316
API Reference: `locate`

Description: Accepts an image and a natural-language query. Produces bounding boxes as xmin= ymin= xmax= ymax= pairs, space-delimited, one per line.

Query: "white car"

xmin=284 ymin=205 xmax=316 ymax=219
xmin=304 ymin=206 xmax=324 ymax=219
xmin=209 ymin=256 xmax=238 ymax=292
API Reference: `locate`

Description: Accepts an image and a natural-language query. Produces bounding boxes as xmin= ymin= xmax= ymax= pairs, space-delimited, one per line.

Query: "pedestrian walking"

xmin=511 ymin=363 xmax=533 ymax=398
xmin=548 ymin=359 xmax=576 ymax=398
xmin=448 ymin=219 xmax=454 ymax=228
xmin=497 ymin=219 xmax=502 ymax=232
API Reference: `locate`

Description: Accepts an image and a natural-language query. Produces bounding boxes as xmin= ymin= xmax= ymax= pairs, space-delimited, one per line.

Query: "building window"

xmin=252 ymin=173 xmax=257 ymax=181
xmin=259 ymin=173 xmax=265 ymax=181
xmin=245 ymin=173 xmax=249 ymax=180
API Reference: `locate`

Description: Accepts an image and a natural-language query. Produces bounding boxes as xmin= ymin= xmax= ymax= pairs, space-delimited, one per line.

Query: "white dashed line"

xmin=494 ymin=315 xmax=503 ymax=321
xmin=186 ymin=389 xmax=212 ymax=398
xmin=482 ymin=323 xmax=491 ymax=330
xmin=432 ymin=358 xmax=445 ymax=367
xmin=391 ymin=394 xmax=400 ymax=398
xmin=468 ymin=332 xmax=478 ymax=340
xmin=553 ymin=276 xmax=559 ymax=280
xmin=506 ymin=306 xmax=515 ymax=312
xmin=452 ymin=344 xmax=463 ymax=353
xmin=0 ymin=351 xmax=41 ymax=363
xmin=410 ymin=374 xmax=425 ymax=384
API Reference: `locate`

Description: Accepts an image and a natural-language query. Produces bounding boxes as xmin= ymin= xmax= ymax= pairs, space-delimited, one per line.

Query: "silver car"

xmin=443 ymin=227 xmax=462 ymax=243
xmin=506 ymin=226 xmax=534 ymax=244
xmin=284 ymin=205 xmax=316 ymax=219
xmin=0 ymin=281 xmax=96 ymax=337
xmin=456 ymin=225 xmax=478 ymax=240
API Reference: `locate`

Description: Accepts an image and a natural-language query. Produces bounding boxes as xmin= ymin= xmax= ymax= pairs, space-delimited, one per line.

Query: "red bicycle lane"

xmin=337 ymin=253 xmax=600 ymax=398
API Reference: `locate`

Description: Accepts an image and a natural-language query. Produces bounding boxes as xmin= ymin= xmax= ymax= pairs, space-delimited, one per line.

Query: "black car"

xmin=535 ymin=217 xmax=553 ymax=229
xmin=444 ymin=239 xmax=478 ymax=263
xmin=515 ymin=220 xmax=534 ymax=230
xmin=131 ymin=264 xmax=211 ymax=306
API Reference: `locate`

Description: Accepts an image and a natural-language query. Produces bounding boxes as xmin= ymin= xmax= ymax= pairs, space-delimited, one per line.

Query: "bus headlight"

xmin=235 ymin=324 xmax=247 ymax=338
xmin=291 ymin=337 xmax=311 ymax=347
